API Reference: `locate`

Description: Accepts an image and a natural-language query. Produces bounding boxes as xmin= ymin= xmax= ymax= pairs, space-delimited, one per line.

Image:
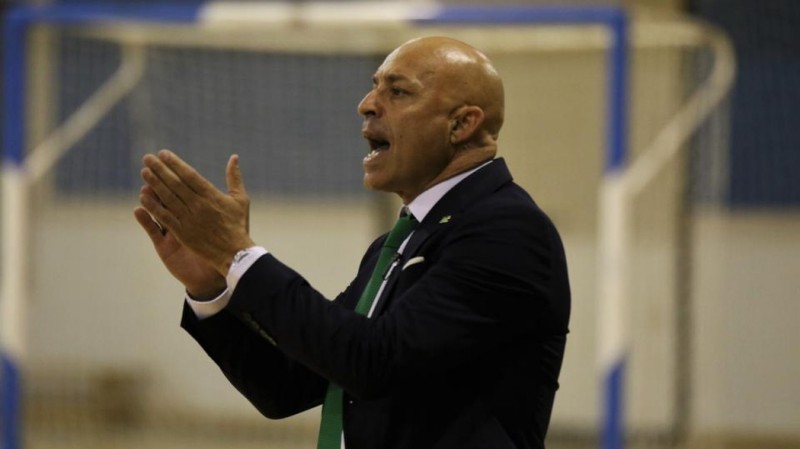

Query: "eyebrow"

xmin=373 ymin=72 xmax=415 ymax=85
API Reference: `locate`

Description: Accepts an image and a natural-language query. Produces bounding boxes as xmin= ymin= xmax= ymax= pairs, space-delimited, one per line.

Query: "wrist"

xmin=221 ymin=239 xmax=257 ymax=274
xmin=225 ymin=246 xmax=269 ymax=294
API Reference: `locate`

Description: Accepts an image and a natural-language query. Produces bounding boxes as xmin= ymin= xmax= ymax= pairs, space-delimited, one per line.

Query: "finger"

xmin=158 ymin=149 xmax=217 ymax=196
xmin=141 ymin=155 xmax=193 ymax=217
xmin=226 ymin=154 xmax=247 ymax=196
xmin=133 ymin=207 xmax=167 ymax=242
xmin=138 ymin=185 xmax=181 ymax=233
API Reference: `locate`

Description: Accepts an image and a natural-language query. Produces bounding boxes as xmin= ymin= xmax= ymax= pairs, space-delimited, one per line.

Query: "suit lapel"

xmin=371 ymin=159 xmax=514 ymax=316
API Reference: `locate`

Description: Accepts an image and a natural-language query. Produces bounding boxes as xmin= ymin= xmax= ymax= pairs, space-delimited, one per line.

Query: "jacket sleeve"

xmin=181 ymin=303 xmax=328 ymax=418
xmin=179 ymin=237 xmax=384 ymax=418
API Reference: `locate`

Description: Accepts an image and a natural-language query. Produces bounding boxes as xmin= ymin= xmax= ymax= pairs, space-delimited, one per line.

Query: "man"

xmin=134 ymin=36 xmax=570 ymax=449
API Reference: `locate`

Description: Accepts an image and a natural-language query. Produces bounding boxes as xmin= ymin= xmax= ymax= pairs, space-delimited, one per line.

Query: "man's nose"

xmin=357 ymin=90 xmax=378 ymax=117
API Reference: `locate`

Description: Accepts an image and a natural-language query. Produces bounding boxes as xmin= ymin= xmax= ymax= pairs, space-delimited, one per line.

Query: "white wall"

xmin=692 ymin=211 xmax=800 ymax=438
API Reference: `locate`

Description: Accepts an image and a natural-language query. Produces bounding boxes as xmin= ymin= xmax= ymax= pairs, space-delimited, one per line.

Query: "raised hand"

xmin=137 ymin=150 xmax=255 ymax=279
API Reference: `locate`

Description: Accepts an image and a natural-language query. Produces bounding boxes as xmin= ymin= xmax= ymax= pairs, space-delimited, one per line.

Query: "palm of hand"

xmin=157 ymin=231 xmax=226 ymax=299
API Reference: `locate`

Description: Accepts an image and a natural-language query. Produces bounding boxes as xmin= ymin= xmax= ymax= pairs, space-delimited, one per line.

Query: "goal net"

xmin=1 ymin=3 xmax=733 ymax=449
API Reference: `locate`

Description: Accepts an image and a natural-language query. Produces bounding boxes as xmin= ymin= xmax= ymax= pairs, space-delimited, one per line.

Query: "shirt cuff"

xmin=186 ymin=288 xmax=232 ymax=320
xmin=185 ymin=246 xmax=269 ymax=320
xmin=227 ymin=246 xmax=269 ymax=293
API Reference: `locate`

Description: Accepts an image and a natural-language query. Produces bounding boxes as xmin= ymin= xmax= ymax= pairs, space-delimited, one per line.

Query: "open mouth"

xmin=365 ymin=138 xmax=391 ymax=160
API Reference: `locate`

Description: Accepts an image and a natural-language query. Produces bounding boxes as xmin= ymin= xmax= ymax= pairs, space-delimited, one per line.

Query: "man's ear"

xmin=450 ymin=106 xmax=485 ymax=145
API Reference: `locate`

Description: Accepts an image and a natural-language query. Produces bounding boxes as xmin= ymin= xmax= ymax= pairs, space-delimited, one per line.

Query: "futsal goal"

xmin=1 ymin=3 xmax=733 ymax=449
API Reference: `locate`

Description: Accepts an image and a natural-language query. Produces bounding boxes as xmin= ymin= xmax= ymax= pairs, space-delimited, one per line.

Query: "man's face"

xmin=358 ymin=44 xmax=457 ymax=203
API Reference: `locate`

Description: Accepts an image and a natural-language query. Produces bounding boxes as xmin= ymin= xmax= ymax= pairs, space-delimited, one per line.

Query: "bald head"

xmin=383 ymin=37 xmax=505 ymax=139
xmin=358 ymin=36 xmax=505 ymax=203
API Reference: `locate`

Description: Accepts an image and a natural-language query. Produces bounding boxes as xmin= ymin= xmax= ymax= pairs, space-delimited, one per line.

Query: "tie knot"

xmin=384 ymin=213 xmax=417 ymax=250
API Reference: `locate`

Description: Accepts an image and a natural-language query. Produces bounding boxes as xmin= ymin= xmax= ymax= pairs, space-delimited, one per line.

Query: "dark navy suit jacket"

xmin=181 ymin=158 xmax=571 ymax=449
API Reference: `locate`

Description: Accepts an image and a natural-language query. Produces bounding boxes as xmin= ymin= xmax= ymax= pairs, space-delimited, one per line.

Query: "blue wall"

xmin=691 ymin=0 xmax=800 ymax=207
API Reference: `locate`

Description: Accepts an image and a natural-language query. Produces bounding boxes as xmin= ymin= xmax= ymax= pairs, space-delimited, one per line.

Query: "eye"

xmin=390 ymin=87 xmax=407 ymax=97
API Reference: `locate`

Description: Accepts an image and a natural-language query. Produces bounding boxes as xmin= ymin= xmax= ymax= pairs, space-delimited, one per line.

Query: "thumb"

xmin=226 ymin=154 xmax=247 ymax=197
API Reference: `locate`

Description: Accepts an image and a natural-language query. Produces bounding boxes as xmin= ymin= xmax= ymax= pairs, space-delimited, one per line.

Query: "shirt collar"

xmin=406 ymin=160 xmax=493 ymax=222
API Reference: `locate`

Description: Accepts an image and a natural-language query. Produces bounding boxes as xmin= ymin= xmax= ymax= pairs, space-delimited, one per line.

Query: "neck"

xmin=435 ymin=143 xmax=497 ymax=185
xmin=399 ymin=145 xmax=496 ymax=204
